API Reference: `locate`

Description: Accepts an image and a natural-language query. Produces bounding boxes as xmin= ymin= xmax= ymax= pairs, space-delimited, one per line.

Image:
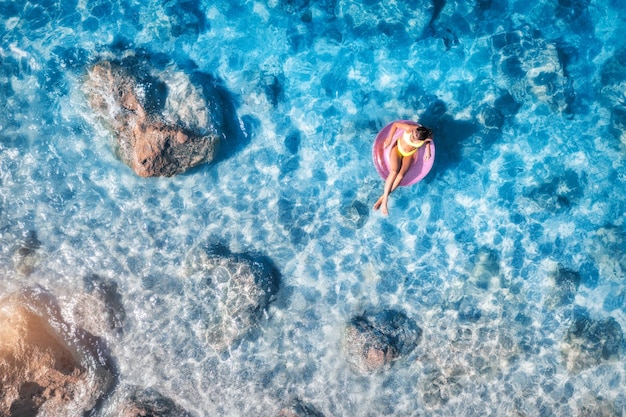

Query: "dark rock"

xmin=526 ymin=169 xmax=585 ymax=213
xmin=12 ymin=230 xmax=42 ymax=276
xmin=73 ymin=274 xmax=126 ymax=334
xmin=548 ymin=265 xmax=581 ymax=306
xmin=491 ymin=28 xmax=574 ymax=113
xmin=261 ymin=72 xmax=284 ymax=107
xmin=0 ymin=291 xmax=114 ymax=416
xmin=116 ymin=387 xmax=193 ymax=417
xmin=344 ymin=309 xmax=421 ymax=373
xmin=342 ymin=200 xmax=369 ymax=229
xmin=284 ymin=130 xmax=301 ymax=154
xmin=165 ymin=0 xmax=207 ymax=37
xmin=84 ymin=59 xmax=220 ymax=177
xmin=421 ymin=368 xmax=465 ymax=406
xmin=562 ymin=311 xmax=624 ymax=372
xmin=600 ymin=48 xmax=626 ymax=145
xmin=494 ymin=91 xmax=522 ymax=117
xmin=592 ymin=225 xmax=626 ymax=284
xmin=576 ymin=394 xmax=620 ymax=417
xmin=455 ymin=296 xmax=482 ymax=322
xmin=278 ymin=400 xmax=325 ymax=417
xmin=479 ymin=105 xmax=504 ymax=129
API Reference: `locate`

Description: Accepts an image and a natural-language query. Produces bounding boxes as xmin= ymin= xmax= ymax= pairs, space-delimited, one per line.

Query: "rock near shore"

xmin=115 ymin=387 xmax=194 ymax=417
xmin=0 ymin=291 xmax=114 ymax=416
xmin=84 ymin=58 xmax=221 ymax=177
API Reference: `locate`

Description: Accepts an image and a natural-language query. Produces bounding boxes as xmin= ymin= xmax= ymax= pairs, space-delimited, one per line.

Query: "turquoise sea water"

xmin=1 ymin=0 xmax=626 ymax=415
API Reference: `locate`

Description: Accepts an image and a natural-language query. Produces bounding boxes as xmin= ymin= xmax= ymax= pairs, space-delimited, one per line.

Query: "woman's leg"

xmin=390 ymin=155 xmax=413 ymax=191
xmin=373 ymin=146 xmax=402 ymax=214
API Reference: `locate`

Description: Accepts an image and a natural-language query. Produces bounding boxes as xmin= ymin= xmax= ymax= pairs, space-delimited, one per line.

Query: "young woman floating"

xmin=373 ymin=121 xmax=433 ymax=215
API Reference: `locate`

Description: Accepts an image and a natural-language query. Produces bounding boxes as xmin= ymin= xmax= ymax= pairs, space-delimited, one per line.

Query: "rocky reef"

xmin=84 ymin=57 xmax=222 ymax=177
xmin=114 ymin=387 xmax=194 ymax=417
xmin=0 ymin=289 xmax=114 ymax=416
xmin=344 ymin=309 xmax=422 ymax=373
xmin=278 ymin=400 xmax=325 ymax=417
xmin=185 ymin=245 xmax=281 ymax=351
xmin=562 ymin=309 xmax=623 ymax=373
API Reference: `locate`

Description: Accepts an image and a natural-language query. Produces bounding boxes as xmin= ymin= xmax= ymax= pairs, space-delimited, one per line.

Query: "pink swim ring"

xmin=372 ymin=120 xmax=435 ymax=187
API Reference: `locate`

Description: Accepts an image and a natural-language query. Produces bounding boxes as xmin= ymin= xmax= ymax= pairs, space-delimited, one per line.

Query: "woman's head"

xmin=411 ymin=126 xmax=432 ymax=142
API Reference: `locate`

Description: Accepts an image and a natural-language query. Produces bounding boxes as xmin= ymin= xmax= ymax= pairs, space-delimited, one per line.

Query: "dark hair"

xmin=416 ymin=126 xmax=432 ymax=140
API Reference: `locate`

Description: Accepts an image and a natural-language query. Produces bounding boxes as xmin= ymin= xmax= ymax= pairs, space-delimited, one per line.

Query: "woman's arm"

xmin=384 ymin=124 xmax=398 ymax=147
xmin=384 ymin=122 xmax=413 ymax=147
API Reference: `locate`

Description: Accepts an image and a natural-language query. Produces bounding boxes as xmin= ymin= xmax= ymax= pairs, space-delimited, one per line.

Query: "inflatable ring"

xmin=372 ymin=120 xmax=435 ymax=187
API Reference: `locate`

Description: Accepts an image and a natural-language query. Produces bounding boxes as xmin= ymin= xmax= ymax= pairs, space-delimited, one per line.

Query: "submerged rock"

xmin=591 ymin=224 xmax=626 ymax=283
xmin=278 ymin=400 xmax=325 ymax=417
xmin=344 ymin=309 xmax=421 ymax=373
xmin=576 ymin=393 xmax=621 ymax=417
xmin=562 ymin=311 xmax=623 ymax=372
xmin=0 ymin=290 xmax=114 ymax=416
xmin=185 ymin=245 xmax=281 ymax=351
xmin=116 ymin=387 xmax=193 ymax=417
xmin=525 ymin=168 xmax=585 ymax=213
xmin=84 ymin=58 xmax=221 ymax=177
xmin=470 ymin=247 xmax=500 ymax=290
xmin=12 ymin=230 xmax=42 ymax=276
xmin=491 ymin=27 xmax=574 ymax=113
xmin=599 ymin=46 xmax=626 ymax=147
xmin=548 ymin=265 xmax=581 ymax=307
xmin=420 ymin=367 xmax=466 ymax=406
xmin=72 ymin=274 xmax=126 ymax=336
xmin=342 ymin=199 xmax=369 ymax=229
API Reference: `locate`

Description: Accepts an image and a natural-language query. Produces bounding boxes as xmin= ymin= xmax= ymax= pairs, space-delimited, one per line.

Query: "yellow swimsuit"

xmin=397 ymin=131 xmax=424 ymax=157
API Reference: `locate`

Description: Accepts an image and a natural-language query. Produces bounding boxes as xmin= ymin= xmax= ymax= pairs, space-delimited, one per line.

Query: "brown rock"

xmin=129 ymin=118 xmax=214 ymax=177
xmin=0 ymin=293 xmax=114 ymax=416
xmin=344 ymin=324 xmax=395 ymax=372
xmin=84 ymin=60 xmax=219 ymax=177
xmin=343 ymin=310 xmax=421 ymax=374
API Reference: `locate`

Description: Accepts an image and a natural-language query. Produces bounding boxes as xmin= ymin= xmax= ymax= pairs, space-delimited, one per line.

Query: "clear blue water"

xmin=1 ymin=0 xmax=626 ymax=415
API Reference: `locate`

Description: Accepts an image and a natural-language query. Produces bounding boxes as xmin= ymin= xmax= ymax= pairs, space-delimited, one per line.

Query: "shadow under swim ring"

xmin=372 ymin=120 xmax=435 ymax=187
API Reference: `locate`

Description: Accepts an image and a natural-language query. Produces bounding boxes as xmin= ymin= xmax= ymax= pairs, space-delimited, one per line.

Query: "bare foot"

xmin=373 ymin=196 xmax=383 ymax=211
xmin=381 ymin=198 xmax=389 ymax=216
